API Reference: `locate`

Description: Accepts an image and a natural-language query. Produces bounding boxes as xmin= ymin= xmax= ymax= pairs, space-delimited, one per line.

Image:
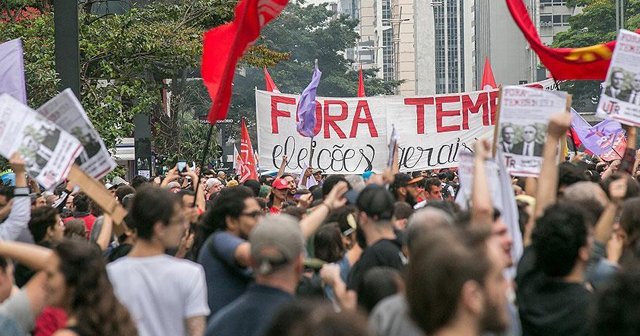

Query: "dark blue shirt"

xmin=205 ymin=284 xmax=294 ymax=336
xmin=198 ymin=231 xmax=252 ymax=317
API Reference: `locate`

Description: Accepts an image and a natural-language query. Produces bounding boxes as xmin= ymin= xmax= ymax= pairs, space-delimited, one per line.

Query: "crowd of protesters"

xmin=0 ymin=112 xmax=639 ymax=336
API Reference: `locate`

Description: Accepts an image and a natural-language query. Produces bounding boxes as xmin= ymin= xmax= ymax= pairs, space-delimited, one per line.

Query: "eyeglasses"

xmin=240 ymin=211 xmax=263 ymax=219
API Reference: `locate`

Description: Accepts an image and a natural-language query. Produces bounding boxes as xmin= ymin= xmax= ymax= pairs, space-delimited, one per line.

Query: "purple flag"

xmin=296 ymin=61 xmax=322 ymax=138
xmin=571 ymin=108 xmax=625 ymax=156
xmin=0 ymin=39 xmax=27 ymax=104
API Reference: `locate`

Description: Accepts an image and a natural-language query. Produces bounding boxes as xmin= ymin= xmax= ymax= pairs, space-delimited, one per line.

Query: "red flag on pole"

xmin=357 ymin=65 xmax=366 ymax=97
xmin=201 ymin=0 xmax=288 ymax=124
xmin=504 ymin=0 xmax=634 ymax=80
xmin=480 ymin=57 xmax=497 ymax=90
xmin=263 ymin=67 xmax=280 ymax=93
xmin=238 ymin=119 xmax=258 ymax=183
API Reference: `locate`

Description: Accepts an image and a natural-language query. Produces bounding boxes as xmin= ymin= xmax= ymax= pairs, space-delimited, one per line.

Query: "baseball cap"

xmin=408 ymin=176 xmax=424 ymax=185
xmin=166 ymin=181 xmax=181 ymax=192
xmin=272 ymin=178 xmax=289 ymax=190
xmin=312 ymin=168 xmax=323 ymax=175
xmin=250 ymin=214 xmax=304 ymax=275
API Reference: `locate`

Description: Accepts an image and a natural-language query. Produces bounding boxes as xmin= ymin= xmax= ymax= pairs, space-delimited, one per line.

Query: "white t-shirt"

xmin=107 ymin=255 xmax=210 ymax=336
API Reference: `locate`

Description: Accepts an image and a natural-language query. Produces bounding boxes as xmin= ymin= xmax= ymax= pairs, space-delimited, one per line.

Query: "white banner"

xmin=597 ymin=30 xmax=640 ymax=126
xmin=496 ymin=86 xmax=569 ymax=177
xmin=256 ymin=89 xmax=499 ymax=174
xmin=37 ymin=89 xmax=116 ymax=179
xmin=0 ymin=94 xmax=83 ymax=189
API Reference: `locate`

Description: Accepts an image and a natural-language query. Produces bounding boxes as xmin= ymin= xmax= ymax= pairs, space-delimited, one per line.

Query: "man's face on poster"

xmin=502 ymin=126 xmax=515 ymax=144
xmin=523 ymin=126 xmax=536 ymax=143
xmin=632 ymin=74 xmax=640 ymax=91
xmin=612 ymin=71 xmax=624 ymax=89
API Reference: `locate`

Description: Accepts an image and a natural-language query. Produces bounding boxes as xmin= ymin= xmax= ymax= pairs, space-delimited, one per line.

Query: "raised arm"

xmin=96 ymin=213 xmax=113 ymax=251
xmin=0 ymin=240 xmax=52 ymax=271
xmin=0 ymin=153 xmax=31 ymax=241
xmin=471 ymin=139 xmax=494 ymax=227
xmin=300 ymin=181 xmax=348 ymax=239
xmin=524 ymin=111 xmax=570 ymax=246
xmin=275 ymin=155 xmax=288 ymax=179
xmin=593 ymin=177 xmax=626 ymax=244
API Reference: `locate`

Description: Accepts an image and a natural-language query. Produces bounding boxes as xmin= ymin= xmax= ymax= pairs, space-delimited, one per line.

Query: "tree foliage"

xmin=226 ymin=2 xmax=401 ymax=144
xmin=0 ymin=0 xmax=286 ymax=160
xmin=553 ymin=0 xmax=640 ymax=112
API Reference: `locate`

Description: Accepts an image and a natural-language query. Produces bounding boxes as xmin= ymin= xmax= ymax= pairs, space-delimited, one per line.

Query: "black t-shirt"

xmin=347 ymin=239 xmax=405 ymax=291
xmin=516 ymin=246 xmax=592 ymax=336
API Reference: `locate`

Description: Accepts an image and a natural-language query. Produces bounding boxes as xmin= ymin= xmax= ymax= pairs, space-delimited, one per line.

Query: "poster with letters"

xmin=37 ymin=89 xmax=116 ymax=179
xmin=496 ymin=86 xmax=569 ymax=177
xmin=597 ymin=29 xmax=640 ymax=126
xmin=0 ymin=94 xmax=82 ymax=189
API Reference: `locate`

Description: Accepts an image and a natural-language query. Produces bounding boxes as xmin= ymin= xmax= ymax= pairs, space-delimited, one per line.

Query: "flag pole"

xmin=308 ymin=137 xmax=314 ymax=168
xmin=192 ymin=123 xmax=215 ymax=208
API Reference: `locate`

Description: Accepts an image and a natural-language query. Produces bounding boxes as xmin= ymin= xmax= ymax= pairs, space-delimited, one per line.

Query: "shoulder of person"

xmin=52 ymin=330 xmax=78 ymax=336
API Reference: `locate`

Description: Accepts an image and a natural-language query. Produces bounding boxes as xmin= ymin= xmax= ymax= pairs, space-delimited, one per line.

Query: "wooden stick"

xmin=492 ymin=87 xmax=504 ymax=157
xmin=67 ymin=165 xmax=126 ymax=235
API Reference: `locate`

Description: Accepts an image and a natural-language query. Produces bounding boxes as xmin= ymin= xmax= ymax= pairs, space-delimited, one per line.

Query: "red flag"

xmin=357 ymin=65 xmax=366 ymax=97
xmin=201 ymin=0 xmax=288 ymax=124
xmin=238 ymin=119 xmax=258 ymax=183
xmin=263 ymin=67 xmax=280 ymax=93
xmin=481 ymin=57 xmax=497 ymax=90
xmin=506 ymin=0 xmax=619 ymax=80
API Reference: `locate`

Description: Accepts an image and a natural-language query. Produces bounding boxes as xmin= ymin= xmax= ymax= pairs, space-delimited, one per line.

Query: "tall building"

xmin=537 ymin=0 xmax=582 ymax=45
xmin=474 ymin=0 xmax=537 ymax=88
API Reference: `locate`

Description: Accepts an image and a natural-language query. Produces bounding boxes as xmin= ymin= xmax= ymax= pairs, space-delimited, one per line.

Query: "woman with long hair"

xmin=0 ymin=239 xmax=138 ymax=335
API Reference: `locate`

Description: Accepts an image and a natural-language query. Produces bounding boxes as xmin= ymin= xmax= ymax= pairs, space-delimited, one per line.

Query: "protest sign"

xmin=596 ymin=30 xmax=640 ymax=126
xmin=256 ymin=89 xmax=498 ymax=174
xmin=495 ymin=86 xmax=570 ymax=177
xmin=37 ymin=89 xmax=117 ymax=178
xmin=0 ymin=94 xmax=83 ymax=189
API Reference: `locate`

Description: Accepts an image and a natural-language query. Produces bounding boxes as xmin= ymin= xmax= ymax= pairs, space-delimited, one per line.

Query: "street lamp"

xmin=616 ymin=0 xmax=625 ymax=31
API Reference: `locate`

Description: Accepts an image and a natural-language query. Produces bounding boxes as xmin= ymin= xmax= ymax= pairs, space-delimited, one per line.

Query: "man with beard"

xmin=389 ymin=174 xmax=417 ymax=207
xmin=406 ymin=228 xmax=510 ymax=336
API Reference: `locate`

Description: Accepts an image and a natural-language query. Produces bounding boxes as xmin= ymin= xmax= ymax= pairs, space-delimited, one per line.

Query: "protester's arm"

xmin=524 ymin=112 xmax=570 ymax=247
xmin=0 ymin=200 xmax=13 ymax=222
xmin=96 ymin=214 xmax=113 ymax=251
xmin=300 ymin=167 xmax=312 ymax=188
xmin=299 ymin=182 xmax=348 ymax=239
xmin=320 ymin=264 xmax=357 ymax=311
xmin=185 ymin=168 xmax=206 ymax=211
xmin=524 ymin=177 xmax=537 ymax=197
xmin=0 ymin=153 xmax=31 ymax=241
xmin=185 ymin=316 xmax=205 ymax=336
xmin=275 ymin=155 xmax=288 ymax=179
xmin=594 ymin=178 xmax=626 ymax=244
xmin=160 ymin=167 xmax=179 ymax=188
xmin=471 ymin=139 xmax=494 ymax=227
xmin=0 ymin=241 xmax=51 ymax=270
xmin=175 ymin=231 xmax=195 ymax=259
xmin=601 ymin=160 xmax=620 ymax=181
xmin=0 ymin=272 xmax=47 ymax=333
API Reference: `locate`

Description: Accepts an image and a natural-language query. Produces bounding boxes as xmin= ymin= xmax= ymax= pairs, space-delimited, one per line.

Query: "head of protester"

xmin=44 ymin=239 xmax=138 ymax=335
xmin=205 ymin=214 xmax=304 ymax=336
xmin=407 ymin=228 xmax=509 ymax=336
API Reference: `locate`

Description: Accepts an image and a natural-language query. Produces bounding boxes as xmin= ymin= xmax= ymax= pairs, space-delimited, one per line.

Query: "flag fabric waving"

xmin=505 ymin=0 xmax=619 ymax=80
xmin=357 ymin=65 xmax=366 ymax=97
xmin=237 ymin=119 xmax=259 ymax=183
xmin=201 ymin=0 xmax=288 ymax=124
xmin=296 ymin=61 xmax=322 ymax=137
xmin=264 ymin=67 xmax=280 ymax=93
xmin=0 ymin=39 xmax=27 ymax=104
xmin=570 ymin=108 xmax=626 ymax=158
xmin=481 ymin=57 xmax=497 ymax=90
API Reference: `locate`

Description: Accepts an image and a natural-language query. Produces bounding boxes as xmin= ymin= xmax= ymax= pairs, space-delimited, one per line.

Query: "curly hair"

xmin=54 ymin=239 xmax=138 ymax=335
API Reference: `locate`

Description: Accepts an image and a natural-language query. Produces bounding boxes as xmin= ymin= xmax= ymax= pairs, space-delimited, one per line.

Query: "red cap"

xmin=272 ymin=178 xmax=289 ymax=190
